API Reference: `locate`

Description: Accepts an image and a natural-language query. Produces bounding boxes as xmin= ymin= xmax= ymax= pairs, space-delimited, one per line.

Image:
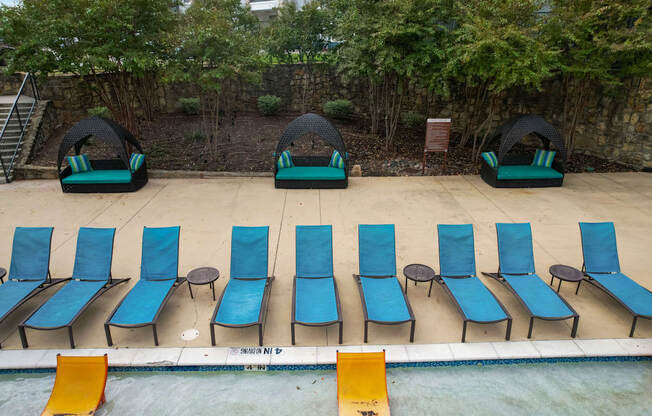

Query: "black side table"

xmin=0 ymin=267 xmax=6 ymax=283
xmin=403 ymin=264 xmax=436 ymax=296
xmin=549 ymin=264 xmax=583 ymax=294
xmin=187 ymin=267 xmax=220 ymax=300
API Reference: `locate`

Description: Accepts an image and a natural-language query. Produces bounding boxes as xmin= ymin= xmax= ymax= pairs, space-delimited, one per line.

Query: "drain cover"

xmin=181 ymin=328 xmax=200 ymax=341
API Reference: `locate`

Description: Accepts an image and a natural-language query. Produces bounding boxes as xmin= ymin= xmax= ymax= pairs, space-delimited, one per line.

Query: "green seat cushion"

xmin=62 ymin=170 xmax=132 ymax=184
xmin=497 ymin=165 xmax=563 ymax=180
xmin=275 ymin=166 xmax=345 ymax=181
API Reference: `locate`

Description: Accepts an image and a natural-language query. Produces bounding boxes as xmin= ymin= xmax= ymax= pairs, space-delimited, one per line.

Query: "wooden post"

xmin=423 ymin=118 xmax=451 ymax=175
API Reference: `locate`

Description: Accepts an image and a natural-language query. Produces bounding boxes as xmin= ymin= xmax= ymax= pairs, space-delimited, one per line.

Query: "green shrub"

xmin=88 ymin=106 xmax=111 ymax=119
xmin=401 ymin=111 xmax=426 ymax=130
xmin=258 ymin=95 xmax=282 ymax=116
xmin=323 ymin=99 xmax=353 ymax=119
xmin=179 ymin=97 xmax=200 ymax=115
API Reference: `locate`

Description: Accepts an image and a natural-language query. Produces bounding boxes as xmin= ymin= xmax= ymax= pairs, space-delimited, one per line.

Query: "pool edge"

xmin=0 ymin=338 xmax=650 ymax=374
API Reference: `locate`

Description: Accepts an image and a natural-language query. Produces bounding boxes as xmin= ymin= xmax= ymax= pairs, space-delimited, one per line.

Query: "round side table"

xmin=0 ymin=267 xmax=6 ymax=283
xmin=403 ymin=264 xmax=436 ymax=296
xmin=549 ymin=264 xmax=583 ymax=294
xmin=187 ymin=267 xmax=220 ymax=301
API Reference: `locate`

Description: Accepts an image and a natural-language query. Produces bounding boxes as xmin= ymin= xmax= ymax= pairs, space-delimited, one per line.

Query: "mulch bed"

xmin=30 ymin=112 xmax=633 ymax=176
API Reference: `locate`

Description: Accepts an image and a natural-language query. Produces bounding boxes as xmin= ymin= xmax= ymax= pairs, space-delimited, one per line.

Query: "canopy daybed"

xmin=274 ymin=113 xmax=349 ymax=189
xmin=480 ymin=115 xmax=566 ymax=188
xmin=57 ymin=116 xmax=148 ymax=193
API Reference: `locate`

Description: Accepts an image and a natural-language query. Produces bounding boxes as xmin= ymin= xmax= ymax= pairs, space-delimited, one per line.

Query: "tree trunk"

xmin=368 ymin=76 xmax=382 ymax=135
xmin=473 ymin=97 xmax=497 ymax=161
xmin=383 ymin=73 xmax=404 ymax=150
xmin=566 ymin=77 xmax=589 ymax=158
xmin=134 ymin=71 xmax=159 ymax=121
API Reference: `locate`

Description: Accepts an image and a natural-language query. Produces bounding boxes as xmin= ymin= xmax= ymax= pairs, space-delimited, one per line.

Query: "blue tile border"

xmin=1 ymin=355 xmax=648 ymax=375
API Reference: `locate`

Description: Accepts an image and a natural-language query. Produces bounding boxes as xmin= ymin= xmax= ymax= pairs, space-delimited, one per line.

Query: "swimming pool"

xmin=1 ymin=361 xmax=650 ymax=415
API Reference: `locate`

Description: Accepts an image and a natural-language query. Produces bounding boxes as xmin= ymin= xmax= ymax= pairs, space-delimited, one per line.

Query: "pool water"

xmin=0 ymin=361 xmax=650 ymax=415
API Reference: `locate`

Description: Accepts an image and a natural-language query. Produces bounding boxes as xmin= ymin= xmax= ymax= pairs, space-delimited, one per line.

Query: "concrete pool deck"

xmin=0 ymin=173 xmax=651 ymax=353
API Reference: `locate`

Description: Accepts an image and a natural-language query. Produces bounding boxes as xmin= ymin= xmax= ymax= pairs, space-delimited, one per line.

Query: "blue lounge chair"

xmin=18 ymin=228 xmax=129 ymax=349
xmin=292 ymin=225 xmax=342 ymax=345
xmin=579 ymin=222 xmax=652 ymax=337
xmin=0 ymin=227 xmax=68 ymax=348
xmin=104 ymin=226 xmax=185 ymax=346
xmin=211 ymin=226 xmax=274 ymax=346
xmin=435 ymin=224 xmax=511 ymax=342
xmin=354 ymin=224 xmax=415 ymax=343
xmin=482 ymin=223 xmax=579 ymax=338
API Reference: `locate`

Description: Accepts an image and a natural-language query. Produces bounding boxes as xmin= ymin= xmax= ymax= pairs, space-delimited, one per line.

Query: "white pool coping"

xmin=0 ymin=338 xmax=649 ymax=370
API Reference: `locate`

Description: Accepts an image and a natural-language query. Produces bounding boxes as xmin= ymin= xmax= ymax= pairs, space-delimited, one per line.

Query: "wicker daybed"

xmin=57 ymin=116 xmax=148 ymax=193
xmin=480 ymin=115 xmax=566 ymax=188
xmin=274 ymin=113 xmax=349 ymax=189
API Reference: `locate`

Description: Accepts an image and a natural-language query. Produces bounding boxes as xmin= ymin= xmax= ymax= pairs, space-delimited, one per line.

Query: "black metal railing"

xmin=0 ymin=72 xmax=40 ymax=182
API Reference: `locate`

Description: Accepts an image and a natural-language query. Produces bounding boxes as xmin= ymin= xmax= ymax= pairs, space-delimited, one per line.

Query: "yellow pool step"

xmin=41 ymin=354 xmax=108 ymax=416
xmin=337 ymin=351 xmax=390 ymax=416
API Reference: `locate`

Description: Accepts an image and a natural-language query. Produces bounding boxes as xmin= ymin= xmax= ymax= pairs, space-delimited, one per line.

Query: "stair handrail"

xmin=0 ymin=72 xmax=40 ymax=182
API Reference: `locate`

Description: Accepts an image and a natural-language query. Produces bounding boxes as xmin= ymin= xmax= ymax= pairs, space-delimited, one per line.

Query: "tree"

xmin=326 ymin=0 xmax=452 ymax=148
xmin=263 ymin=2 xmax=330 ymax=112
xmin=167 ymin=0 xmax=263 ymax=153
xmin=545 ymin=0 xmax=651 ymax=156
xmin=444 ymin=0 xmax=558 ymax=158
xmin=263 ymin=2 xmax=330 ymax=65
xmin=0 ymin=0 xmax=180 ymax=133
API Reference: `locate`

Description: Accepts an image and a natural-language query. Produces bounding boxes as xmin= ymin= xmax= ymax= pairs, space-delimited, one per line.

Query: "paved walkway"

xmin=0 ymin=173 xmax=650 ymax=349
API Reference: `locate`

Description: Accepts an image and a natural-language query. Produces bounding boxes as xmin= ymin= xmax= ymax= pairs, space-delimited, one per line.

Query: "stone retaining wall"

xmin=2 ymin=67 xmax=649 ymax=169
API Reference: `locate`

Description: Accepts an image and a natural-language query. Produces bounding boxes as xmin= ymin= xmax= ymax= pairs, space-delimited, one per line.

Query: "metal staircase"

xmin=0 ymin=73 xmax=40 ymax=183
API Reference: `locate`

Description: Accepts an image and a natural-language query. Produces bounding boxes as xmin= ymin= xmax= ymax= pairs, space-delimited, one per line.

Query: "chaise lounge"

xmin=211 ymin=226 xmax=275 ymax=346
xmin=435 ymin=224 xmax=512 ymax=342
xmin=354 ymin=224 xmax=415 ymax=343
xmin=104 ymin=226 xmax=185 ymax=346
xmin=19 ymin=227 xmax=129 ymax=349
xmin=482 ymin=223 xmax=579 ymax=338
xmin=579 ymin=222 xmax=652 ymax=337
xmin=292 ymin=225 xmax=343 ymax=345
xmin=0 ymin=227 xmax=69 ymax=347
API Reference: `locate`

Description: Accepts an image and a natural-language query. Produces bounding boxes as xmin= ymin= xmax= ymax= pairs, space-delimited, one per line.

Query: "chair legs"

xmin=462 ymin=319 xmax=510 ymax=343
xmin=409 ymin=320 xmax=415 ymax=343
xmin=629 ymin=316 xmax=637 ymax=337
xmin=292 ymin=322 xmax=342 ymax=345
xmin=364 ymin=321 xmax=368 ymax=343
xmin=505 ymin=319 xmax=512 ymax=341
xmin=152 ymin=325 xmax=159 ymax=346
xmin=210 ymin=323 xmax=216 ymax=346
xmin=571 ymin=316 xmax=579 ymax=338
xmin=527 ymin=317 xmax=534 ymax=338
xmin=258 ymin=324 xmax=263 ymax=347
xmin=18 ymin=326 xmax=28 ymax=348
xmin=105 ymin=324 xmax=113 ymax=346
xmin=17 ymin=325 xmax=75 ymax=349
xmin=68 ymin=326 xmax=75 ymax=349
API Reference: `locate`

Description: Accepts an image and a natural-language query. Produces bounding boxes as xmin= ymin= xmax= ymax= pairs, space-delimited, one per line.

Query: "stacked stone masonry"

xmin=1 ymin=67 xmax=649 ymax=169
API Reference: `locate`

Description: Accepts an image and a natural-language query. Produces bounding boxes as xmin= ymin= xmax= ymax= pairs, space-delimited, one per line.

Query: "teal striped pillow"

xmin=67 ymin=154 xmax=92 ymax=173
xmin=329 ymin=150 xmax=345 ymax=169
xmin=532 ymin=149 xmax=556 ymax=168
xmin=129 ymin=153 xmax=145 ymax=172
xmin=482 ymin=151 xmax=498 ymax=168
xmin=277 ymin=150 xmax=294 ymax=169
